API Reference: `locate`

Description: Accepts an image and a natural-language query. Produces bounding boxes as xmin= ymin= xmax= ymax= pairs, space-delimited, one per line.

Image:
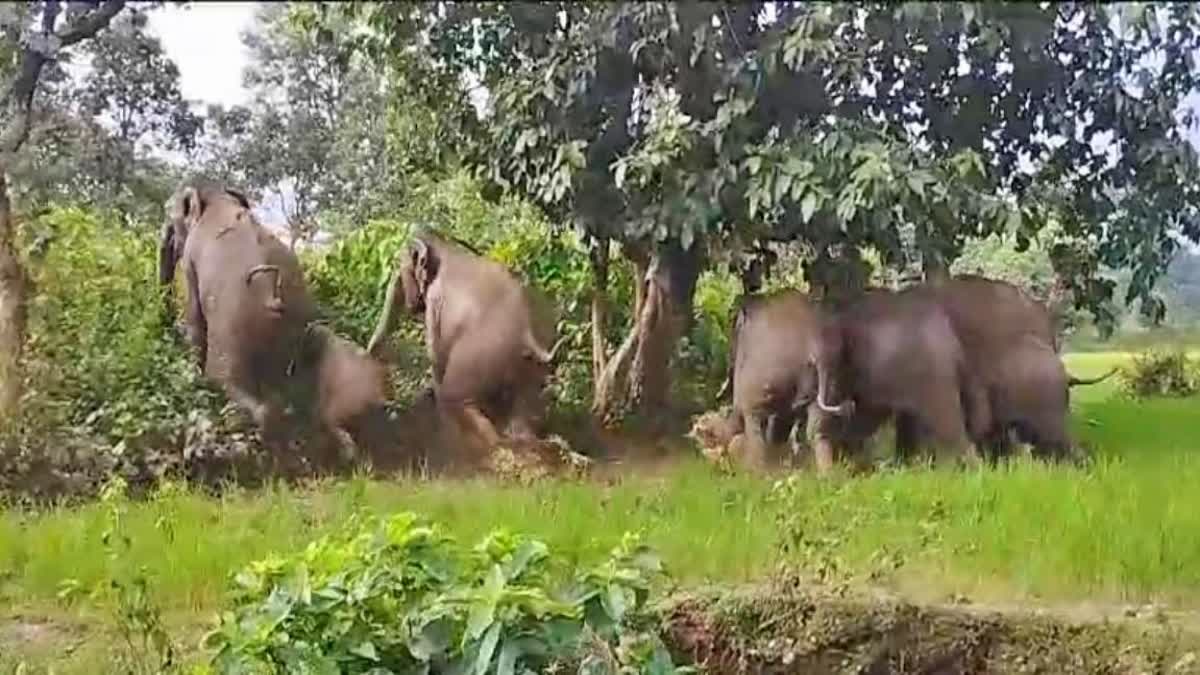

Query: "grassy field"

xmin=3 ymin=351 xmax=1199 ymax=672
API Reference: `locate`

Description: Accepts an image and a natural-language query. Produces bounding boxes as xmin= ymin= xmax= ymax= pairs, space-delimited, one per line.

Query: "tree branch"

xmin=57 ymin=0 xmax=126 ymax=47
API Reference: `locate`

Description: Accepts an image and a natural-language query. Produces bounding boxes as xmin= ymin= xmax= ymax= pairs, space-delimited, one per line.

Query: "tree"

xmin=329 ymin=2 xmax=1200 ymax=424
xmin=7 ymin=5 xmax=195 ymax=227
xmin=0 ymin=0 xmax=129 ymax=423
xmin=195 ymin=3 xmax=424 ymax=247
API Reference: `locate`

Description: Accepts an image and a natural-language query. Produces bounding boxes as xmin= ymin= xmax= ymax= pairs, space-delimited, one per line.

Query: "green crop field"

xmin=2 ymin=351 xmax=1198 ymax=673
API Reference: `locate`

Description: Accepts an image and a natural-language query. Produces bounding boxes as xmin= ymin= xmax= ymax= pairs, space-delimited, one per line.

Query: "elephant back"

xmin=938 ymin=275 xmax=1055 ymax=355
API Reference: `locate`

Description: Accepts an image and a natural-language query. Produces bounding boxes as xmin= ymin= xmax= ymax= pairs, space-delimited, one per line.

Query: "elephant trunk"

xmin=367 ymin=266 xmax=404 ymax=358
xmin=158 ymin=222 xmax=179 ymax=321
xmin=1067 ymin=366 xmax=1119 ymax=387
xmin=813 ymin=353 xmax=855 ymax=417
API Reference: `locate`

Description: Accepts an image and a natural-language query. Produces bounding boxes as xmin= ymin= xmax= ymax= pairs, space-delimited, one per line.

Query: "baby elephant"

xmin=289 ymin=324 xmax=397 ymax=470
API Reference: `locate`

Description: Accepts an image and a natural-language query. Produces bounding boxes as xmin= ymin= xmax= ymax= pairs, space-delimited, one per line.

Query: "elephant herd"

xmin=157 ymin=180 xmax=565 ymax=472
xmin=157 ymin=179 xmax=1114 ymax=476
xmin=718 ymin=276 xmax=1117 ymax=473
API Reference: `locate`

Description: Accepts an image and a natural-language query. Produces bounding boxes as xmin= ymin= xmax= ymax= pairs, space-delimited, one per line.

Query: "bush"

xmin=1118 ymin=348 xmax=1198 ymax=399
xmin=201 ymin=512 xmax=689 ymax=674
xmin=19 ymin=207 xmax=217 ymax=442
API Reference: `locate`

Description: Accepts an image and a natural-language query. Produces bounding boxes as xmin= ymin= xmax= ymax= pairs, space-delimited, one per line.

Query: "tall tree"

xmin=324 ymin=2 xmax=1200 ymax=423
xmin=10 ymin=7 xmax=198 ymax=226
xmin=0 ymin=0 xmax=128 ymax=423
xmin=197 ymin=3 xmax=415 ymax=246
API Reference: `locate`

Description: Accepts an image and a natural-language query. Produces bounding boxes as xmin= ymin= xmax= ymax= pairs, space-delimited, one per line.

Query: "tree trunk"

xmin=589 ymin=238 xmax=610 ymax=382
xmin=0 ymin=0 xmax=127 ymax=427
xmin=0 ymin=170 xmax=28 ymax=423
xmin=592 ymin=243 xmax=701 ymax=425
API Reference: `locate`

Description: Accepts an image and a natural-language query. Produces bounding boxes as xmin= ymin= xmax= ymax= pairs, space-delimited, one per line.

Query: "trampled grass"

xmin=2 ymin=351 xmax=1199 ymax=670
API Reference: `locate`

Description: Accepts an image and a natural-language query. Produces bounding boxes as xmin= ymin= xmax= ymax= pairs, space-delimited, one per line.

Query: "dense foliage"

xmin=202 ymin=512 xmax=687 ymax=674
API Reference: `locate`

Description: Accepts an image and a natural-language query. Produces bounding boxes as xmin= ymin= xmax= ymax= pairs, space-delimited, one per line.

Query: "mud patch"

xmin=660 ymin=585 xmax=1200 ymax=674
xmin=0 ymin=615 xmax=86 ymax=651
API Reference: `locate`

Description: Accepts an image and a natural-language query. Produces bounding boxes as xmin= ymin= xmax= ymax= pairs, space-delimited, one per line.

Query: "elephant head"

xmin=158 ymin=182 xmax=252 ymax=315
xmin=367 ymin=233 xmax=441 ymax=358
xmin=813 ymin=314 xmax=855 ymax=417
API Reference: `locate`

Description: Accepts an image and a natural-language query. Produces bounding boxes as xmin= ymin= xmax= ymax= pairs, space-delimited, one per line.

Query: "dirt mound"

xmin=661 ymin=585 xmax=1200 ymax=674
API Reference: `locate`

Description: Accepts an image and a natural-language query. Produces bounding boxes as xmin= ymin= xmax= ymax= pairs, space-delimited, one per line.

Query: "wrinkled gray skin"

xmin=717 ymin=290 xmax=853 ymax=471
xmin=159 ymin=182 xmax=388 ymax=464
xmin=293 ymin=324 xmax=394 ymax=464
xmin=813 ymin=286 xmax=991 ymax=470
xmin=367 ymin=228 xmax=566 ymax=453
xmin=916 ymin=275 xmax=1116 ymax=461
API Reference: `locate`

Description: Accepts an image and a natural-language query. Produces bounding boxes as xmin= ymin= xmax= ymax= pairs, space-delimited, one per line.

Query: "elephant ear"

xmin=159 ymin=186 xmax=200 ymax=287
xmin=411 ymin=237 xmax=439 ymax=294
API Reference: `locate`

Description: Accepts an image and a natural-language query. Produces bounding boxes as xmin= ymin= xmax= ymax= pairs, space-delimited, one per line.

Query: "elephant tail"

xmin=246 ymin=264 xmax=285 ymax=313
xmin=1067 ymin=366 xmax=1119 ymax=387
xmin=525 ymin=332 xmax=569 ymax=367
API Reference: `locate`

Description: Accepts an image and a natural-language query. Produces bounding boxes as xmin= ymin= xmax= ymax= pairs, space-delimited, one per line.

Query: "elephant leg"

xmin=222 ymin=377 xmax=286 ymax=445
xmin=439 ymin=397 xmax=503 ymax=458
xmin=894 ymin=413 xmax=921 ymax=464
xmin=768 ymin=409 xmax=799 ymax=447
xmin=980 ymin=426 xmax=1012 ymax=464
xmin=916 ymin=389 xmax=980 ymax=468
xmin=507 ymin=383 xmax=547 ymax=443
xmin=1026 ymin=412 xmax=1074 ymax=463
xmin=741 ymin=410 xmax=770 ymax=471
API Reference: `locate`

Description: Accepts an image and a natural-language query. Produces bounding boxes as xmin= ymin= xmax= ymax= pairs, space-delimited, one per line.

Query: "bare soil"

xmin=662 ymin=584 xmax=1200 ymax=674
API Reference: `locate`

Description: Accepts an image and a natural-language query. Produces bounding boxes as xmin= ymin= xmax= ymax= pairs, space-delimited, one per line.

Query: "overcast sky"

xmin=146 ymin=2 xmax=256 ymax=108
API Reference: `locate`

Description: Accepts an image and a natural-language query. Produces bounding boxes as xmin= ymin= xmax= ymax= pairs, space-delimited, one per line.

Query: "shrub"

xmin=1118 ymin=348 xmax=1198 ymax=399
xmin=19 ymin=207 xmax=217 ymax=443
xmin=201 ymin=512 xmax=689 ymax=674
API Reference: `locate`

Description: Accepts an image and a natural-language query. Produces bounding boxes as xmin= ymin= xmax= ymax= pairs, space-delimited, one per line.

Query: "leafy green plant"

xmin=59 ymin=476 xmax=177 ymax=674
xmin=19 ymin=207 xmax=217 ymax=443
xmin=203 ymin=512 xmax=690 ymax=674
xmin=1118 ymin=348 xmax=1198 ymax=399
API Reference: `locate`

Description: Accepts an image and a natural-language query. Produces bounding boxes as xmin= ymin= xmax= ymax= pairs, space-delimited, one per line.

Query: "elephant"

xmin=918 ymin=274 xmax=1116 ymax=461
xmin=811 ymin=285 xmax=992 ymax=470
xmin=717 ymin=289 xmax=854 ymax=471
xmin=159 ymin=181 xmax=393 ymax=468
xmin=962 ymin=331 xmax=1115 ymax=462
xmin=159 ymin=181 xmax=317 ymax=450
xmin=367 ymin=227 xmax=567 ymax=456
xmin=286 ymin=324 xmax=398 ymax=469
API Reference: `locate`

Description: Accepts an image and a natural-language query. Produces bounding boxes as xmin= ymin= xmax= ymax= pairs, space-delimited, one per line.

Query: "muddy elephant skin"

xmin=159 ymin=181 xmax=319 ymax=449
xmin=924 ymin=275 xmax=1115 ymax=461
xmin=815 ymin=286 xmax=991 ymax=470
xmin=159 ymin=181 xmax=400 ymax=470
xmin=718 ymin=289 xmax=852 ymax=470
xmin=367 ymin=227 xmax=567 ymax=454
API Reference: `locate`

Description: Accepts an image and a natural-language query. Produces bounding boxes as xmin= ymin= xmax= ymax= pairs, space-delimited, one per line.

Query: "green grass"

xmin=3 ymin=351 xmax=1200 ymax=671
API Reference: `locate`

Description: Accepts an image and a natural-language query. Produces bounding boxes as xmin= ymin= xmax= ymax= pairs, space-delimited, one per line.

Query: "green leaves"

xmin=205 ymin=514 xmax=686 ymax=675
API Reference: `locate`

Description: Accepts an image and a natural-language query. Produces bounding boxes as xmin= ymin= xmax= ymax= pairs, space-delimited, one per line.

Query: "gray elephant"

xmin=920 ymin=275 xmax=1115 ymax=461
xmin=718 ymin=290 xmax=854 ymax=471
xmin=159 ymin=181 xmax=392 ymax=467
xmin=812 ymin=285 xmax=992 ymax=470
xmin=367 ymin=227 xmax=566 ymax=454
xmin=287 ymin=324 xmax=398 ymax=468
